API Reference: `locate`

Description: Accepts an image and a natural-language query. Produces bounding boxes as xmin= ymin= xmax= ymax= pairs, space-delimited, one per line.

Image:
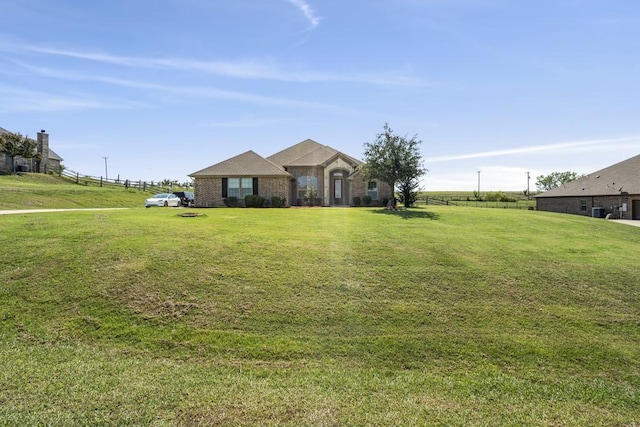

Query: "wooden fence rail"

xmin=420 ymin=196 xmax=535 ymax=210
xmin=59 ymin=168 xmax=176 ymax=195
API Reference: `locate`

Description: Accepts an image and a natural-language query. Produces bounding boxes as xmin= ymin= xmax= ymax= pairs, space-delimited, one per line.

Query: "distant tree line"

xmin=536 ymin=171 xmax=584 ymax=191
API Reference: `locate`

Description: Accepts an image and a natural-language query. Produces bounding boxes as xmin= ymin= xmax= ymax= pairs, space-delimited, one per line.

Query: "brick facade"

xmin=350 ymin=174 xmax=393 ymax=205
xmin=194 ymin=170 xmax=396 ymax=209
xmin=536 ymin=195 xmax=639 ymax=219
xmin=286 ymin=166 xmax=325 ymax=205
xmin=194 ymin=176 xmax=290 ymax=208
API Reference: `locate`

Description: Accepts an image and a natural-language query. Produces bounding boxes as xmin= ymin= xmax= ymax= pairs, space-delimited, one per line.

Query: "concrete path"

xmin=610 ymin=219 xmax=640 ymax=228
xmin=0 ymin=208 xmax=129 ymax=215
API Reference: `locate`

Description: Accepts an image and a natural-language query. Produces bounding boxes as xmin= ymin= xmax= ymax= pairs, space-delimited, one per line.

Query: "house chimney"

xmin=37 ymin=130 xmax=49 ymax=174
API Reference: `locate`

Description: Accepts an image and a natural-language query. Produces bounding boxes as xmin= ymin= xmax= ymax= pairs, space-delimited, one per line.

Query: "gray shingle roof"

xmin=266 ymin=138 xmax=362 ymax=167
xmin=191 ymin=139 xmax=364 ymax=178
xmin=48 ymin=149 xmax=63 ymax=161
xmin=536 ymin=154 xmax=640 ymax=197
xmin=189 ymin=150 xmax=291 ymax=177
xmin=286 ymin=146 xmax=340 ymax=166
xmin=266 ymin=139 xmax=330 ymax=166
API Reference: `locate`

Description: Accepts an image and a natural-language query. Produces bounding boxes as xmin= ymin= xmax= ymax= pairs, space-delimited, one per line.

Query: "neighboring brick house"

xmin=535 ymin=154 xmax=640 ymax=220
xmin=189 ymin=139 xmax=392 ymax=207
xmin=0 ymin=127 xmax=63 ymax=174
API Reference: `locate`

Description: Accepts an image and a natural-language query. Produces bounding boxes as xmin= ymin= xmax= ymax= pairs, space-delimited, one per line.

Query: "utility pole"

xmin=526 ymin=171 xmax=530 ymax=199
xmin=477 ymin=170 xmax=481 ymax=195
xmin=102 ymin=157 xmax=109 ymax=181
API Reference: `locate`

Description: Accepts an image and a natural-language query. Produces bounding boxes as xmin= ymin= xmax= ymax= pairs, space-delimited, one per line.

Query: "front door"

xmin=331 ymin=170 xmax=348 ymax=206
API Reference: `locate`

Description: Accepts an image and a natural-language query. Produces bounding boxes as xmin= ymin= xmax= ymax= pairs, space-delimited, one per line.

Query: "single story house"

xmin=0 ymin=127 xmax=63 ymax=174
xmin=189 ymin=139 xmax=393 ymax=207
xmin=535 ymin=154 xmax=640 ymax=220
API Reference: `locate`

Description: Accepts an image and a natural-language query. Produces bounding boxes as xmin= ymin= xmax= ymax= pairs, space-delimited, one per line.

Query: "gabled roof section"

xmin=189 ymin=150 xmax=291 ymax=177
xmin=266 ymin=138 xmax=362 ymax=168
xmin=289 ymin=146 xmax=341 ymax=167
xmin=266 ymin=139 xmax=329 ymax=166
xmin=320 ymin=151 xmax=363 ymax=168
xmin=536 ymin=154 xmax=640 ymax=197
xmin=0 ymin=126 xmax=9 ymax=134
xmin=49 ymin=149 xmax=63 ymax=161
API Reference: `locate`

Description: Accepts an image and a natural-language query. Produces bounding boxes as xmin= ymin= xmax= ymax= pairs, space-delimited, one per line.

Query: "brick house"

xmin=0 ymin=127 xmax=63 ymax=174
xmin=535 ymin=154 xmax=640 ymax=220
xmin=189 ymin=139 xmax=392 ymax=207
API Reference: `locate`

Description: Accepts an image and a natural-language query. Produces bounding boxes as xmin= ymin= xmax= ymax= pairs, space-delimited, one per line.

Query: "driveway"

xmin=0 ymin=208 xmax=129 ymax=215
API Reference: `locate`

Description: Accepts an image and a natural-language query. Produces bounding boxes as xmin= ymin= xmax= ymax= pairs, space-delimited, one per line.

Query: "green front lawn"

xmin=0 ymin=197 xmax=639 ymax=424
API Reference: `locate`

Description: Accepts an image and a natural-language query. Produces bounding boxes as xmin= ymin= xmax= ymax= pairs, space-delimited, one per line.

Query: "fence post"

xmin=100 ymin=177 xmax=103 ymax=187
xmin=143 ymin=181 xmax=146 ymax=191
xmin=76 ymin=172 xmax=79 ymax=184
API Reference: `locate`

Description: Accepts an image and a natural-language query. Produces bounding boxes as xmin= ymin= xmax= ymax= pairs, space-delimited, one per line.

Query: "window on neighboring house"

xmin=226 ymin=177 xmax=254 ymax=198
xmin=580 ymin=199 xmax=587 ymax=211
xmin=297 ymin=176 xmax=318 ymax=201
xmin=367 ymin=181 xmax=378 ymax=200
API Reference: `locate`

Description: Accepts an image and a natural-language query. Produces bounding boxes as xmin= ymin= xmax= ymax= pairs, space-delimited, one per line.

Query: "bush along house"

xmin=189 ymin=139 xmax=393 ymax=208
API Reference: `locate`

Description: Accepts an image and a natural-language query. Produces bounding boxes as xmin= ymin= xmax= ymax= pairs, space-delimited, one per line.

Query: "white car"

xmin=144 ymin=193 xmax=181 ymax=208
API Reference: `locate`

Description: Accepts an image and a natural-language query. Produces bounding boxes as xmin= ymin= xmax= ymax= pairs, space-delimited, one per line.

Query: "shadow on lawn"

xmin=372 ymin=209 xmax=439 ymax=220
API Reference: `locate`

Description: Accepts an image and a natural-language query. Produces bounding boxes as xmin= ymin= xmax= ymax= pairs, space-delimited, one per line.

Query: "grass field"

xmin=0 ymin=173 xmax=163 ymax=209
xmin=1 ymin=175 xmax=639 ymax=425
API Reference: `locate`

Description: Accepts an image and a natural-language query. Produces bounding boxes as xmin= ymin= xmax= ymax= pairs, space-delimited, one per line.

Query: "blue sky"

xmin=1 ymin=0 xmax=639 ymax=191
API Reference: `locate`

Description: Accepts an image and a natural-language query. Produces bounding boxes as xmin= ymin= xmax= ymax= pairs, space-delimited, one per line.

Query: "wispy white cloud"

xmin=426 ymin=137 xmax=640 ymax=163
xmin=7 ymin=61 xmax=356 ymax=113
xmin=287 ymin=0 xmax=321 ymax=30
xmin=1 ymin=42 xmax=427 ymax=86
xmin=0 ymin=86 xmax=149 ymax=113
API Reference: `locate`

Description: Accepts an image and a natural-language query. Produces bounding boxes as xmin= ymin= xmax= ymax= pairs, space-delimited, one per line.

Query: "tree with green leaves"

xmin=536 ymin=171 xmax=584 ymax=191
xmin=0 ymin=132 xmax=38 ymax=173
xmin=397 ymin=177 xmax=420 ymax=207
xmin=362 ymin=123 xmax=426 ymax=207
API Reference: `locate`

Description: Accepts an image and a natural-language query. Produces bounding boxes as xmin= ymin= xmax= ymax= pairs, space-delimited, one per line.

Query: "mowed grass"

xmin=0 ymin=173 xmax=153 ymax=209
xmin=1 ymin=185 xmax=640 ymax=424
